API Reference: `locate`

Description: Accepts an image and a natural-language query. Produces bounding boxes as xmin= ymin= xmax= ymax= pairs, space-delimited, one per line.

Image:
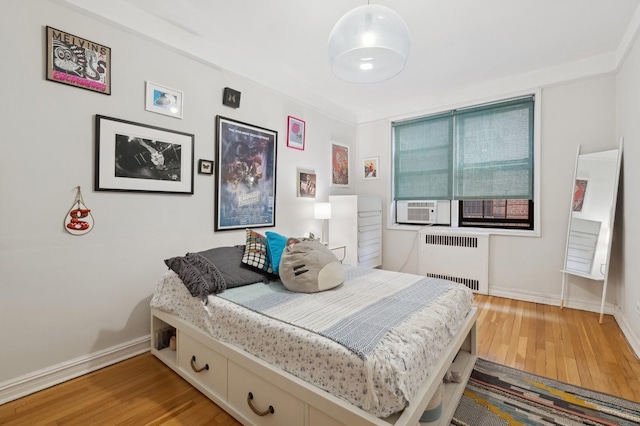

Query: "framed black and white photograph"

xmin=215 ymin=116 xmax=277 ymax=231
xmin=198 ymin=159 xmax=214 ymax=175
xmin=145 ymin=81 xmax=183 ymax=118
xmin=95 ymin=115 xmax=194 ymax=194
xmin=297 ymin=168 xmax=316 ymax=198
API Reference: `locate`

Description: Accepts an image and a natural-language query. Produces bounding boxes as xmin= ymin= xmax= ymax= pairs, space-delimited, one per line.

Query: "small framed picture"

xmin=363 ymin=157 xmax=379 ymax=180
xmin=287 ymin=116 xmax=305 ymax=150
xmin=198 ymin=159 xmax=214 ymax=175
xmin=145 ymin=81 xmax=184 ymax=119
xmin=573 ymin=178 xmax=588 ymax=212
xmin=331 ymin=142 xmax=350 ymax=187
xmin=297 ymin=169 xmax=316 ymax=198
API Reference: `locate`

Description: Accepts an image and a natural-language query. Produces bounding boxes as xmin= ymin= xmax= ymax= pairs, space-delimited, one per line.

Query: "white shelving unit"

xmin=329 ymin=195 xmax=382 ymax=268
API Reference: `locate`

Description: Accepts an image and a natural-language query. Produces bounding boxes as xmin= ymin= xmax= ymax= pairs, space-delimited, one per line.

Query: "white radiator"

xmin=418 ymin=229 xmax=489 ymax=294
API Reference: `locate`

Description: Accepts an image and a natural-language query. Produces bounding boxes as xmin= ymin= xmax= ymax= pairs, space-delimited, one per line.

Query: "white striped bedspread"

xmin=150 ymin=265 xmax=474 ymax=418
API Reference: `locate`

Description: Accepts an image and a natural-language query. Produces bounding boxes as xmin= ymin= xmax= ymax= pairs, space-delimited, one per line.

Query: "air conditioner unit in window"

xmin=396 ymin=200 xmax=451 ymax=225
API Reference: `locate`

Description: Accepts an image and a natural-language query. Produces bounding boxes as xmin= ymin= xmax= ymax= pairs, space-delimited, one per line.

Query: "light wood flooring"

xmin=1 ymin=295 xmax=639 ymax=425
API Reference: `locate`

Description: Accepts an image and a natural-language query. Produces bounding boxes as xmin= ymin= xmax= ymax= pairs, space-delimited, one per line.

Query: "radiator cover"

xmin=418 ymin=230 xmax=489 ymax=294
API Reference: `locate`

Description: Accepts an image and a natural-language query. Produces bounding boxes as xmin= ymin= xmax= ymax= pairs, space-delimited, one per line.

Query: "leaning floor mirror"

xmin=560 ymin=138 xmax=623 ymax=323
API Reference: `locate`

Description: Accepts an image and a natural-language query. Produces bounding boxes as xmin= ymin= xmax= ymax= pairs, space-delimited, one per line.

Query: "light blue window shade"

xmin=393 ymin=113 xmax=453 ymax=200
xmin=454 ymin=98 xmax=534 ymax=200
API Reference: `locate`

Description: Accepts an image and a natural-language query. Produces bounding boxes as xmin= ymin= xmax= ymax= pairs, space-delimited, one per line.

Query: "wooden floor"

xmin=1 ymin=295 xmax=639 ymax=425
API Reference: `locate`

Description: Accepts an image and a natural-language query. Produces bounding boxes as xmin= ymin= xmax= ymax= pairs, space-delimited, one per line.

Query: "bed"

xmin=150 ymin=242 xmax=477 ymax=426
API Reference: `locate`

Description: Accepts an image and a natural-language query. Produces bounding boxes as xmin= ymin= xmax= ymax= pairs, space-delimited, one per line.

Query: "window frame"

xmin=389 ymin=90 xmax=541 ymax=237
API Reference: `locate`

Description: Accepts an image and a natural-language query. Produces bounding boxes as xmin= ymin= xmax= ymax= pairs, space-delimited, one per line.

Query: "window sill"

xmin=387 ymin=222 xmax=540 ymax=237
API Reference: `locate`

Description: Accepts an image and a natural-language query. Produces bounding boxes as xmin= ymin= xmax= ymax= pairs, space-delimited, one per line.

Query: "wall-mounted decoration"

xmin=215 ymin=116 xmax=277 ymax=231
xmin=95 ymin=115 xmax=194 ymax=194
xmin=363 ymin=156 xmax=379 ymax=180
xmin=198 ymin=159 xmax=214 ymax=175
xmin=297 ymin=169 xmax=316 ymax=198
xmin=64 ymin=186 xmax=94 ymax=235
xmin=573 ymin=178 xmax=588 ymax=212
xmin=287 ymin=116 xmax=306 ymax=150
xmin=46 ymin=26 xmax=111 ymax=95
xmin=331 ymin=142 xmax=350 ymax=187
xmin=222 ymin=87 xmax=241 ymax=108
xmin=145 ymin=81 xmax=183 ymax=119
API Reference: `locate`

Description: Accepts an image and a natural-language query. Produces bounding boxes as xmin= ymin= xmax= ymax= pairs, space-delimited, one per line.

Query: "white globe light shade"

xmin=328 ymin=5 xmax=410 ymax=83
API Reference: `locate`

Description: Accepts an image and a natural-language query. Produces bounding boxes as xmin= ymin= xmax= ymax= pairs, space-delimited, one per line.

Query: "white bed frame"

xmin=151 ymin=306 xmax=477 ymax=426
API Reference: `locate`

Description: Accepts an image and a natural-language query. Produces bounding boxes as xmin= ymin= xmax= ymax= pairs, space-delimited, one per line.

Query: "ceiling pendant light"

xmin=328 ymin=3 xmax=410 ymax=84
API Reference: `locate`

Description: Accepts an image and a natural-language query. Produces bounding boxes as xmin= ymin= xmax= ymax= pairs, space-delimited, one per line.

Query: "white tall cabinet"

xmin=328 ymin=195 xmax=382 ymax=268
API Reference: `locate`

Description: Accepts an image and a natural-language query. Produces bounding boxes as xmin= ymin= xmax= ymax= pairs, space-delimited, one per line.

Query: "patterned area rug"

xmin=451 ymin=358 xmax=640 ymax=426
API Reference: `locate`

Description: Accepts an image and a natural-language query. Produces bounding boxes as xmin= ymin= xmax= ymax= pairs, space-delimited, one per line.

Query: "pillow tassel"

xmin=185 ymin=253 xmax=227 ymax=295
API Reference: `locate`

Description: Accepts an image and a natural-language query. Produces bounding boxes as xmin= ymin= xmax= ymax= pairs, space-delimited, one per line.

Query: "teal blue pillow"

xmin=265 ymin=231 xmax=288 ymax=274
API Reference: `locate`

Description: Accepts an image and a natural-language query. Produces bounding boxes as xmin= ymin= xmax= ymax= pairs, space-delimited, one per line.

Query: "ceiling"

xmin=61 ymin=0 xmax=640 ymax=123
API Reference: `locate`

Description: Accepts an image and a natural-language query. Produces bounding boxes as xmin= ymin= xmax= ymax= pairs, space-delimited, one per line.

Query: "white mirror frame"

xmin=560 ymin=138 xmax=623 ymax=323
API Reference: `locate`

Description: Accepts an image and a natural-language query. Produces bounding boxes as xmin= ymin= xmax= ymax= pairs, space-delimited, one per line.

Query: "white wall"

xmin=615 ymin=27 xmax=640 ymax=355
xmin=356 ymin=74 xmax=618 ymax=312
xmin=0 ymin=0 xmax=354 ymax=390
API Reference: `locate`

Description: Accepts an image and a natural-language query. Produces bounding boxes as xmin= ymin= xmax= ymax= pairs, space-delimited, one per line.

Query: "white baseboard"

xmin=488 ymin=286 xmax=615 ymax=315
xmin=0 ymin=335 xmax=150 ymax=405
xmin=614 ymin=306 xmax=640 ymax=360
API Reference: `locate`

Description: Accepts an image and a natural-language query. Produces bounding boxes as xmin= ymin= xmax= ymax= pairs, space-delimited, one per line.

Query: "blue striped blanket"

xmin=217 ymin=266 xmax=457 ymax=358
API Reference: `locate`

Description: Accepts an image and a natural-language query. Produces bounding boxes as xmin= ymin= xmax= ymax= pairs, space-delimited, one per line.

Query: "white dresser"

xmin=328 ymin=195 xmax=382 ymax=268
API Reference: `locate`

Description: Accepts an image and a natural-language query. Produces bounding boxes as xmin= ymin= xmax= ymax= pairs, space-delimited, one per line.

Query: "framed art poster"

xmin=287 ymin=116 xmax=305 ymax=150
xmin=363 ymin=156 xmax=379 ymax=180
xmin=573 ymin=179 xmax=588 ymax=212
xmin=94 ymin=115 xmax=194 ymax=194
xmin=145 ymin=81 xmax=183 ymax=118
xmin=331 ymin=142 xmax=350 ymax=187
xmin=297 ymin=169 xmax=316 ymax=198
xmin=215 ymin=116 xmax=277 ymax=231
xmin=46 ymin=26 xmax=111 ymax=95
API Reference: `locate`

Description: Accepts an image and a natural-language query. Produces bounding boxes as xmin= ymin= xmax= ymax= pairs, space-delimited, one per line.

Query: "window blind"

xmin=454 ymin=97 xmax=534 ymax=200
xmin=393 ymin=112 xmax=453 ymax=200
xmin=393 ymin=96 xmax=534 ymax=201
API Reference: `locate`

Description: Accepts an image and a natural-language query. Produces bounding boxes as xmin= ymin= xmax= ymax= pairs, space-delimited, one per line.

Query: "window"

xmin=392 ymin=96 xmax=534 ymax=230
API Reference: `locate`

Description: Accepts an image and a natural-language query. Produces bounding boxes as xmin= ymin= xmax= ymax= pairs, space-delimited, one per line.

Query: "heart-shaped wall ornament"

xmin=64 ymin=186 xmax=94 ymax=235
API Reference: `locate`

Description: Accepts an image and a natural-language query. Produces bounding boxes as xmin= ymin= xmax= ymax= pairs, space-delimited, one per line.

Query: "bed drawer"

xmin=228 ymin=361 xmax=304 ymax=426
xmin=178 ymin=332 xmax=227 ymax=398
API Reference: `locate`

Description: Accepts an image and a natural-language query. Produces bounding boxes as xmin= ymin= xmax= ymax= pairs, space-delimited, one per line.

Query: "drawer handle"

xmin=247 ymin=392 xmax=275 ymax=416
xmin=190 ymin=355 xmax=209 ymax=373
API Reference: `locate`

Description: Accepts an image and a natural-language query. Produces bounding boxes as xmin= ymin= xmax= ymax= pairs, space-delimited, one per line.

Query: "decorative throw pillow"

xmin=265 ymin=231 xmax=288 ymax=274
xmin=279 ymin=239 xmax=344 ymax=293
xmin=241 ymin=229 xmax=273 ymax=274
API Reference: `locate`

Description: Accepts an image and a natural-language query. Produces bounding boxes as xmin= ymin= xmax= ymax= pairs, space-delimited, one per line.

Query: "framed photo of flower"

xmin=287 ymin=116 xmax=305 ymax=150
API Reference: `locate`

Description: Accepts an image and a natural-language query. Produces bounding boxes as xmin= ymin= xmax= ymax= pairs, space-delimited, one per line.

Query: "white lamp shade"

xmin=328 ymin=4 xmax=410 ymax=83
xmin=314 ymin=202 xmax=332 ymax=220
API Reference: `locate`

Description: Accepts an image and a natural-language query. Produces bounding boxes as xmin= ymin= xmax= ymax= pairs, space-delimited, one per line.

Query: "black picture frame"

xmin=46 ymin=26 xmax=111 ymax=95
xmin=215 ymin=116 xmax=277 ymax=231
xmin=198 ymin=159 xmax=214 ymax=175
xmin=222 ymin=87 xmax=241 ymax=108
xmin=94 ymin=115 xmax=194 ymax=194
